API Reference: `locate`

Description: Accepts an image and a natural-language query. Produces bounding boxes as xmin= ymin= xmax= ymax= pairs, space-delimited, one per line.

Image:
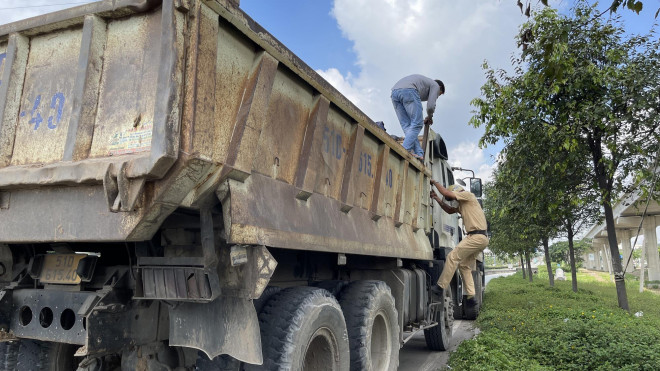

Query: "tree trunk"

xmin=526 ymin=251 xmax=533 ymax=282
xmin=566 ymin=221 xmax=578 ymax=292
xmin=589 ymin=133 xmax=629 ymax=310
xmin=639 ymin=236 xmax=646 ymax=293
xmin=543 ymin=237 xmax=554 ymax=287
xmin=521 ymin=254 xmax=526 ymax=280
xmin=600 ymin=182 xmax=629 ymax=310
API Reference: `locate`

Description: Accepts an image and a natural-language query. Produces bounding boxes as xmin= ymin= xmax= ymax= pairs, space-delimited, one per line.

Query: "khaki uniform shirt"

xmin=451 ymin=190 xmax=487 ymax=233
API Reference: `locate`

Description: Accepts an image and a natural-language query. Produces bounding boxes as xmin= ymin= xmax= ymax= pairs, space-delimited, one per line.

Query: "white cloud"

xmin=328 ymin=0 xmax=526 ymax=168
xmin=0 ymin=1 xmax=95 ymax=26
xmin=316 ymin=68 xmax=368 ymax=109
xmin=448 ymin=141 xmax=496 ymax=182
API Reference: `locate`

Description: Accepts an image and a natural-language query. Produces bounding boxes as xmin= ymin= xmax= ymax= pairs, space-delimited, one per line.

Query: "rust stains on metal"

xmin=225 ymin=173 xmax=432 ymax=260
xmin=253 ymin=68 xmax=314 ymax=184
xmin=219 ymin=50 xmax=278 ymax=181
xmin=294 ymin=95 xmax=330 ymax=199
xmin=205 ymin=0 xmax=430 ymax=176
xmin=370 ymin=145 xmax=390 ymax=219
xmin=339 ymin=124 xmax=364 ymax=211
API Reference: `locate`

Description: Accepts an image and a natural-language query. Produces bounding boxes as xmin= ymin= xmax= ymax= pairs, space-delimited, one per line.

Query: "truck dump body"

xmin=0 ymin=2 xmax=482 ymax=367
xmin=0 ymin=0 xmax=435 ymax=260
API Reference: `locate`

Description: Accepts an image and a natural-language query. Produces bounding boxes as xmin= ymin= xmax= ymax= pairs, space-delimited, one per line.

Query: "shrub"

xmin=448 ymin=272 xmax=660 ymax=370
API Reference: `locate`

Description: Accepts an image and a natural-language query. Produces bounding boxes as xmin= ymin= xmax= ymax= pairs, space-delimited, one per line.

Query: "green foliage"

xmin=610 ymin=0 xmax=645 ymax=14
xmin=549 ymin=239 xmax=590 ymax=265
xmin=533 ymin=0 xmax=657 ymax=18
xmin=473 ymin=0 xmax=660 ymax=308
xmin=448 ymin=272 xmax=660 ymax=370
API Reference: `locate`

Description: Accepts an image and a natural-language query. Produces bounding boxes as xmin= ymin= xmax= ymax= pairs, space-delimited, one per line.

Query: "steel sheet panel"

xmin=311 ymin=107 xmax=354 ymax=198
xmin=378 ymin=152 xmax=404 ymax=219
xmin=351 ymin=132 xmax=379 ymax=209
xmin=253 ymin=69 xmax=313 ymax=184
xmin=211 ymin=20 xmax=256 ymax=163
xmin=10 ymin=29 xmax=82 ymax=165
xmin=89 ymin=10 xmax=162 ymax=158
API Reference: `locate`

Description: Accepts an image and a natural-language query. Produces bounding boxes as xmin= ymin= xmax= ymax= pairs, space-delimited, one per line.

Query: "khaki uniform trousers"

xmin=437 ymin=234 xmax=489 ymax=296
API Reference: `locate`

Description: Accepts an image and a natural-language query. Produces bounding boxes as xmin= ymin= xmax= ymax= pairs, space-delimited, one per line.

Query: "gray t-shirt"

xmin=392 ymin=74 xmax=442 ymax=116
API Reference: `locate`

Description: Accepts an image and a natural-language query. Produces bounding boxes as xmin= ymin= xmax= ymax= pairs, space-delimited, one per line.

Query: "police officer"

xmin=430 ymin=180 xmax=488 ymax=305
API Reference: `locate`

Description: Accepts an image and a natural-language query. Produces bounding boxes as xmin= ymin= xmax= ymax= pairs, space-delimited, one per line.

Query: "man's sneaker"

xmin=465 ymin=296 xmax=477 ymax=307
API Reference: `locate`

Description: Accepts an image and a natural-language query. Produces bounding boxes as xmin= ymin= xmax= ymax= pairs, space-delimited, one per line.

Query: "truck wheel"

xmin=462 ymin=270 xmax=483 ymax=320
xmin=0 ymin=341 xmax=18 ymax=369
xmin=451 ymin=272 xmax=463 ymax=320
xmin=244 ymin=286 xmax=350 ymax=371
xmin=196 ymin=353 xmax=241 ymax=371
xmin=253 ymin=286 xmax=281 ymax=314
xmin=424 ymin=286 xmax=453 ymax=351
xmin=338 ymin=281 xmax=399 ymax=371
xmin=15 ymin=339 xmax=77 ymax=370
xmin=312 ymin=280 xmax=347 ymax=297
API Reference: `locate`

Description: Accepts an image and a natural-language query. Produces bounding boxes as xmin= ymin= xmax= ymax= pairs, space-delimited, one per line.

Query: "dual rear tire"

xmin=0 ymin=340 xmax=77 ymax=371
xmin=3 ymin=281 xmax=401 ymax=371
xmin=339 ymin=281 xmax=399 ymax=371
xmin=248 ymin=281 xmax=399 ymax=371
xmin=245 ymin=286 xmax=350 ymax=371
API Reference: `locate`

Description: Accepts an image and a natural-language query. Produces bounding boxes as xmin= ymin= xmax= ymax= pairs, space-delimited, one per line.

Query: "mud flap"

xmin=169 ymin=295 xmax=262 ymax=365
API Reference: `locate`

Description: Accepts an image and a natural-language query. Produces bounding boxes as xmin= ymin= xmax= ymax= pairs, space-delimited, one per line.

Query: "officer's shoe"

xmin=465 ymin=295 xmax=477 ymax=307
xmin=431 ymin=285 xmax=444 ymax=299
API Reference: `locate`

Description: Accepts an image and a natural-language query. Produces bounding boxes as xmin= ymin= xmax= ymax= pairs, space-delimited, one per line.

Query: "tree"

xmin=549 ymin=239 xmax=591 ymax=266
xmin=471 ymin=1 xmax=660 ymax=309
xmin=478 ymin=82 xmax=600 ymax=289
xmin=518 ymin=1 xmax=655 ymax=20
xmin=483 ymin=166 xmax=543 ymax=283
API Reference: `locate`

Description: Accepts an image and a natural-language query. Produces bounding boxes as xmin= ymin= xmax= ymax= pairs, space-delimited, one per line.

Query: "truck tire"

xmin=0 ymin=341 xmax=18 ymax=369
xmin=244 ymin=287 xmax=350 ymax=371
xmin=424 ymin=286 xmax=453 ymax=351
xmin=451 ymin=272 xmax=464 ymax=320
xmin=312 ymin=280 xmax=347 ymax=297
xmin=338 ymin=281 xmax=399 ymax=371
xmin=253 ymin=286 xmax=281 ymax=314
xmin=15 ymin=339 xmax=77 ymax=370
xmin=196 ymin=353 xmax=241 ymax=371
xmin=462 ymin=270 xmax=483 ymax=320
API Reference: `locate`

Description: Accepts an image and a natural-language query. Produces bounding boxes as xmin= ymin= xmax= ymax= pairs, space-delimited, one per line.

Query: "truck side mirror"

xmin=470 ymin=178 xmax=482 ymax=198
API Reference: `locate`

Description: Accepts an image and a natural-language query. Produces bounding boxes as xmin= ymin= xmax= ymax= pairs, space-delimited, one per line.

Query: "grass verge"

xmin=447 ymin=270 xmax=660 ymax=370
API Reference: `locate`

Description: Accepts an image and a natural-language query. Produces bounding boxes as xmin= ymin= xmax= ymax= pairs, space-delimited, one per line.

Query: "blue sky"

xmin=243 ymin=0 xmax=658 ymax=181
xmin=241 ymin=1 xmax=359 ymax=77
xmin=1 ymin=0 xmax=657 ymax=182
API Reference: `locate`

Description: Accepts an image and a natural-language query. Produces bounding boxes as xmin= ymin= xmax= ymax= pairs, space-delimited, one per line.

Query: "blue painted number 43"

xmin=21 ymin=93 xmax=66 ymax=130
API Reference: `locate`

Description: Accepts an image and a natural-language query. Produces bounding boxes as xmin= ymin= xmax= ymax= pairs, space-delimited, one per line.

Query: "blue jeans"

xmin=391 ymin=88 xmax=424 ymax=157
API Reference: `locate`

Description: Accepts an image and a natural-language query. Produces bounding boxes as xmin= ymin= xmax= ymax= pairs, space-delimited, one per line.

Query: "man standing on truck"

xmin=391 ymin=74 xmax=445 ymax=160
xmin=430 ymin=180 xmax=488 ymax=305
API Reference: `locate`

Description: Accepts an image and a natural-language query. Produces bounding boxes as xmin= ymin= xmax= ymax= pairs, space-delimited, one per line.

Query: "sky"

xmin=0 ymin=0 xmax=658 ymax=184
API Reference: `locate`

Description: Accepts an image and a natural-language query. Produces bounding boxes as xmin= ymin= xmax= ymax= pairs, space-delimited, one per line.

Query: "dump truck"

xmin=0 ymin=0 xmax=485 ymax=369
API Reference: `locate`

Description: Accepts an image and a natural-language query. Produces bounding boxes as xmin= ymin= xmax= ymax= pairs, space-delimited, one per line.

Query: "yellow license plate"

xmin=39 ymin=254 xmax=86 ymax=284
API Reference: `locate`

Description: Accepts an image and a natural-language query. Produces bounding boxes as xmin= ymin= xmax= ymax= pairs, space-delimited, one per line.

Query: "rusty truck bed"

xmin=0 ymin=0 xmax=433 ymax=260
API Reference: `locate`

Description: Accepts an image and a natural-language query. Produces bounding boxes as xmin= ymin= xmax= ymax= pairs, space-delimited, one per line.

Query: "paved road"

xmin=398 ymin=320 xmax=479 ymax=371
xmin=398 ymin=270 xmax=515 ymax=370
xmin=486 ymin=271 xmax=516 ymax=285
